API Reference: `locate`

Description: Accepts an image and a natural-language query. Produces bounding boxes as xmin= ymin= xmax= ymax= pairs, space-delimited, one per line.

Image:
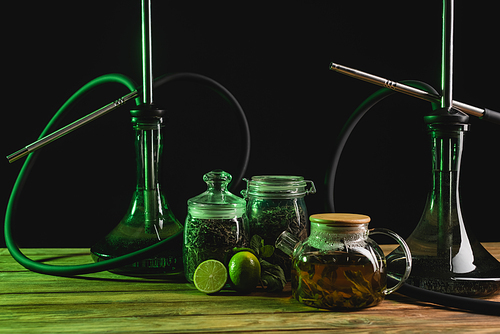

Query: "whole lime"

xmin=228 ymin=251 xmax=261 ymax=292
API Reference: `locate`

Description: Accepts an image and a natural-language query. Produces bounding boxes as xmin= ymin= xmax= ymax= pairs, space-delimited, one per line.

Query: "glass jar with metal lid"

xmin=241 ymin=175 xmax=316 ymax=279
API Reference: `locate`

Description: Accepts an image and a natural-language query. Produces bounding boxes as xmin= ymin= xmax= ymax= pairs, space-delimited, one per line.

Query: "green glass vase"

xmin=387 ymin=115 xmax=500 ymax=296
xmin=90 ymin=108 xmax=184 ymax=277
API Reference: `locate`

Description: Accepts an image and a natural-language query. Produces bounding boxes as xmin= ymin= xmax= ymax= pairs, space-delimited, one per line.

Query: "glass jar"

xmin=183 ymin=170 xmax=246 ymax=283
xmin=276 ymin=213 xmax=412 ymax=310
xmin=242 ymin=175 xmax=316 ymax=279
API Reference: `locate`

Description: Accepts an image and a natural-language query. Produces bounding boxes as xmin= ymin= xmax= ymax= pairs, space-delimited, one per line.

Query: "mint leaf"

xmin=260 ymin=244 xmax=274 ymax=258
xmin=260 ymin=259 xmax=286 ymax=292
xmin=250 ymin=235 xmax=264 ymax=256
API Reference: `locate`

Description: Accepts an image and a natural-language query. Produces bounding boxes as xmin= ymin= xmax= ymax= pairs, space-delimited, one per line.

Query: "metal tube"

xmin=329 ymin=63 xmax=485 ymax=118
xmin=143 ymin=127 xmax=158 ymax=234
xmin=441 ymin=0 xmax=454 ymax=111
xmin=6 ymin=90 xmax=139 ymax=163
xmin=141 ymin=0 xmax=153 ymax=105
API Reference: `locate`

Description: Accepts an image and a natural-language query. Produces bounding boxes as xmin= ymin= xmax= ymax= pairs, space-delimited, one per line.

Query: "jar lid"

xmin=187 ymin=170 xmax=246 ymax=219
xmin=310 ymin=213 xmax=371 ymax=226
xmin=243 ymin=175 xmax=316 ymax=198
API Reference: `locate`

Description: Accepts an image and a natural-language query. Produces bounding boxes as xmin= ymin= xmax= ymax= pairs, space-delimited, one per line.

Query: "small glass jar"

xmin=242 ymin=175 xmax=316 ymax=279
xmin=183 ymin=170 xmax=246 ymax=283
xmin=276 ymin=213 xmax=412 ymax=310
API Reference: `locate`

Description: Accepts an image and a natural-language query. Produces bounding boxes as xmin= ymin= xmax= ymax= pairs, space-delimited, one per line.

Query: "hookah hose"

xmin=326 ymin=80 xmax=500 ymax=316
xmin=152 ymin=72 xmax=251 ymax=186
xmin=4 ymin=72 xmax=250 ymax=277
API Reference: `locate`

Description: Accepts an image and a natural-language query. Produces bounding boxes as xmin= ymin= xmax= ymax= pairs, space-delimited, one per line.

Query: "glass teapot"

xmin=276 ymin=213 xmax=412 ymax=310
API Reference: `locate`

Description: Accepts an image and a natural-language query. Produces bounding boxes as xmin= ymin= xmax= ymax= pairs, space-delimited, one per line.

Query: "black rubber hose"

xmin=388 ymin=277 xmax=500 ymax=316
xmin=325 ymin=80 xmax=439 ymax=212
xmin=153 ymin=72 xmax=251 ymax=190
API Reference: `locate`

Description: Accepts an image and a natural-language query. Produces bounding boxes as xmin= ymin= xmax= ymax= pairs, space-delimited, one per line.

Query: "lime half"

xmin=193 ymin=259 xmax=228 ymax=294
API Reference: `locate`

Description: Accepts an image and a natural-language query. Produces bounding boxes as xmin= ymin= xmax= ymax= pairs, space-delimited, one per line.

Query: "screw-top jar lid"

xmin=310 ymin=213 xmax=371 ymax=226
xmin=187 ymin=170 xmax=246 ymax=219
xmin=242 ymin=175 xmax=316 ymax=198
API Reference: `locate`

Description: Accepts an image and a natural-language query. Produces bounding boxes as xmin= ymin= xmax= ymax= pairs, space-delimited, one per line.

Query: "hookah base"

xmin=388 ymin=250 xmax=500 ymax=297
xmin=90 ymin=233 xmax=185 ymax=279
xmin=404 ymin=272 xmax=500 ymax=297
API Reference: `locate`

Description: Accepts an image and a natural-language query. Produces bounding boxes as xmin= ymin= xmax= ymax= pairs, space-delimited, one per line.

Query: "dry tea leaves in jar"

xmin=242 ymin=175 xmax=316 ymax=280
xmin=183 ymin=170 xmax=246 ymax=283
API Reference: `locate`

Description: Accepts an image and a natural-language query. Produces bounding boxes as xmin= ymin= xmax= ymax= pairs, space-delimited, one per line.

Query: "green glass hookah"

xmin=4 ymin=0 xmax=249 ymax=277
xmin=327 ymin=0 xmax=500 ymax=297
xmin=90 ymin=105 xmax=184 ymax=276
xmin=88 ymin=1 xmax=184 ymax=276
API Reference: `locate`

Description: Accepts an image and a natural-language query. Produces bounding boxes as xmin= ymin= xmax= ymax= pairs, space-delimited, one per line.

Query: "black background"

xmin=2 ymin=1 xmax=499 ymax=247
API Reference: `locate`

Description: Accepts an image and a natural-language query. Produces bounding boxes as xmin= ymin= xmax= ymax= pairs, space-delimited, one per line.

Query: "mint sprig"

xmin=233 ymin=235 xmax=286 ymax=292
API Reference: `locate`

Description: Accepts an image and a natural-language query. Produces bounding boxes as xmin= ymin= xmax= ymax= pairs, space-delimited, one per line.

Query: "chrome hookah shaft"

xmin=141 ymin=0 xmax=153 ymax=106
xmin=438 ymin=0 xmax=455 ymax=256
xmin=140 ymin=0 xmax=159 ymax=233
xmin=441 ymin=0 xmax=454 ymax=112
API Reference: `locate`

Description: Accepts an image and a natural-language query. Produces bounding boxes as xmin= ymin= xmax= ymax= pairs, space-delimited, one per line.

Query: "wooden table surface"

xmin=1 ymin=244 xmax=499 ymax=333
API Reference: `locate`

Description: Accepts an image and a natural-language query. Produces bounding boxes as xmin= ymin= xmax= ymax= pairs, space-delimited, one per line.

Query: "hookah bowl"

xmin=387 ymin=109 xmax=500 ymax=296
xmin=90 ymin=106 xmax=184 ymax=277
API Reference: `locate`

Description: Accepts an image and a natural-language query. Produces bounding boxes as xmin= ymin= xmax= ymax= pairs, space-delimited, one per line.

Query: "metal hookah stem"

xmin=141 ymin=0 xmax=153 ymax=106
xmin=438 ymin=0 xmax=455 ymax=255
xmin=143 ymin=125 xmax=159 ymax=235
xmin=441 ymin=0 xmax=454 ymax=111
xmin=141 ymin=0 xmax=159 ymax=233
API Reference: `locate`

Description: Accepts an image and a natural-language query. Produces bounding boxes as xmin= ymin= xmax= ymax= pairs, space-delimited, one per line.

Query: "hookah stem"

xmin=437 ymin=0 xmax=455 ymax=256
xmin=141 ymin=0 xmax=157 ymax=233
xmin=436 ymin=136 xmax=455 ymax=258
xmin=141 ymin=0 xmax=153 ymax=106
xmin=441 ymin=0 xmax=454 ymax=111
xmin=143 ymin=127 xmax=158 ymax=234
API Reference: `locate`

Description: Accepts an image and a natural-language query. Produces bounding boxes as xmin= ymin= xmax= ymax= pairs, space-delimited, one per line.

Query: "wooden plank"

xmin=0 ymin=304 xmax=499 ymax=333
xmin=1 ymin=246 xmax=499 ymax=333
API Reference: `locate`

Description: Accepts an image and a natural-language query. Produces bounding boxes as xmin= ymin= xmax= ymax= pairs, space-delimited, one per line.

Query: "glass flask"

xmin=276 ymin=213 xmax=412 ymax=310
xmin=242 ymin=175 xmax=316 ymax=279
xmin=91 ymin=108 xmax=184 ymax=276
xmin=387 ymin=117 xmax=500 ymax=296
xmin=183 ymin=170 xmax=246 ymax=282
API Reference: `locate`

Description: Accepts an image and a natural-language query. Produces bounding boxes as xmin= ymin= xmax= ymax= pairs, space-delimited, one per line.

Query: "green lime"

xmin=228 ymin=251 xmax=261 ymax=292
xmin=193 ymin=259 xmax=228 ymax=294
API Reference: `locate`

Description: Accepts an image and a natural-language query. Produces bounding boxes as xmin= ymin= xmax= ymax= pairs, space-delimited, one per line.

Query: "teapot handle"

xmin=369 ymin=228 xmax=412 ymax=295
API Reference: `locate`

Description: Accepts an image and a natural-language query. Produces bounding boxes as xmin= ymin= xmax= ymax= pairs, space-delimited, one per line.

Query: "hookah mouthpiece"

xmin=329 ymin=62 xmax=500 ymax=125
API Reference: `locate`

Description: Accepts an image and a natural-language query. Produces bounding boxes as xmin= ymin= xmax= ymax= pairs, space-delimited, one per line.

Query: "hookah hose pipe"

xmin=4 ymin=72 xmax=250 ymax=277
xmin=326 ymin=80 xmax=500 ymax=316
xmin=152 ymin=72 xmax=251 ymax=187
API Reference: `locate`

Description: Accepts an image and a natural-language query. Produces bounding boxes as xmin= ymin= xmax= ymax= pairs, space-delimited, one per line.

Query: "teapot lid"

xmin=310 ymin=213 xmax=370 ymax=226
